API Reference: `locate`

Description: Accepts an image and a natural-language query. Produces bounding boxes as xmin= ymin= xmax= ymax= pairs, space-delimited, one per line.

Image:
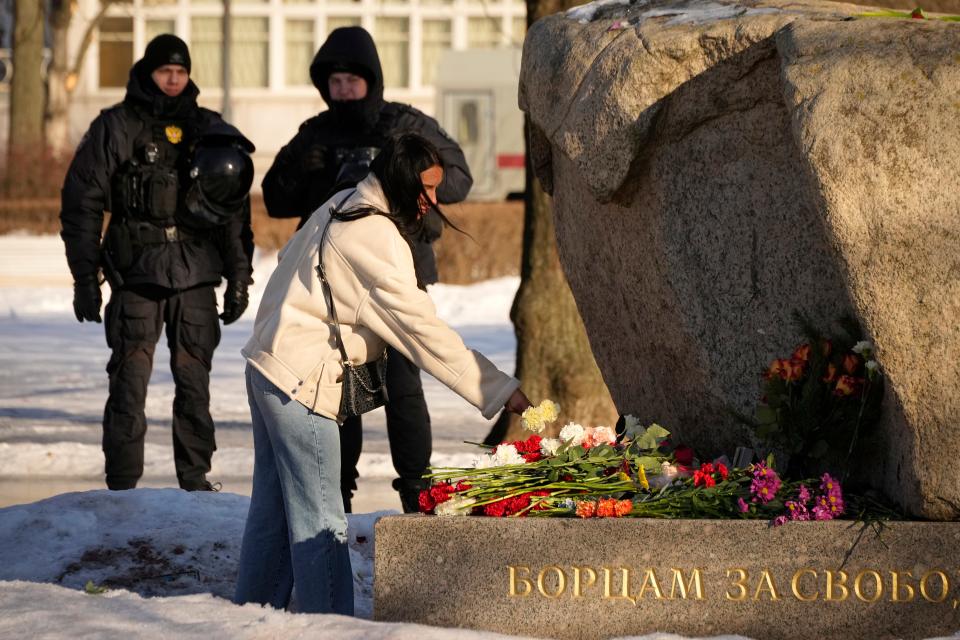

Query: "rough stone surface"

xmin=518 ymin=0 xmax=960 ymax=518
xmin=374 ymin=515 xmax=960 ymax=639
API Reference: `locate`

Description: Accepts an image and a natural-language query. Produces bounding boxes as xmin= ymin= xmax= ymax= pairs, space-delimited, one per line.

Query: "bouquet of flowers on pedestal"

xmin=418 ymin=401 xmax=846 ymax=525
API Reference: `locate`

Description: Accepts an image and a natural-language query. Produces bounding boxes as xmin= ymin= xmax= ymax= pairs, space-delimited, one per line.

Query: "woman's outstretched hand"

xmin=504 ymin=388 xmax=532 ymax=415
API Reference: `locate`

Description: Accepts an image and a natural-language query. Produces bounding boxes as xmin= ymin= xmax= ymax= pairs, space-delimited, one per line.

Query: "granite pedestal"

xmin=374 ymin=516 xmax=960 ymax=639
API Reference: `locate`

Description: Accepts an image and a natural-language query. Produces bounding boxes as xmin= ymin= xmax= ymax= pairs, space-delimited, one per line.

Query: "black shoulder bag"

xmin=315 ymin=192 xmax=389 ymax=422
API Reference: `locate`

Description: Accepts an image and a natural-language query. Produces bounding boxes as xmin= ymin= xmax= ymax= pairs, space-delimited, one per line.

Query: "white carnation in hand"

xmin=559 ymin=422 xmax=586 ymax=446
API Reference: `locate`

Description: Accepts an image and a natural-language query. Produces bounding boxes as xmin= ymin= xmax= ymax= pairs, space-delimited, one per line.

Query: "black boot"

xmin=392 ymin=478 xmax=429 ymax=514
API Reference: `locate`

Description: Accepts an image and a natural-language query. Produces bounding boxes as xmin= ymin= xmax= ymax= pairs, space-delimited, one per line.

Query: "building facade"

xmin=63 ymin=0 xmax=526 ymax=190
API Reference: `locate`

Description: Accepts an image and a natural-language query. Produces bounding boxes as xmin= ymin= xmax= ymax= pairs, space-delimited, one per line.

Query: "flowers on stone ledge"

xmin=418 ymin=415 xmax=846 ymax=525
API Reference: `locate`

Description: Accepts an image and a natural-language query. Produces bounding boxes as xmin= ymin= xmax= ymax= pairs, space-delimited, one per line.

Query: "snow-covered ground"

xmin=0 ymin=235 xmax=517 ymax=511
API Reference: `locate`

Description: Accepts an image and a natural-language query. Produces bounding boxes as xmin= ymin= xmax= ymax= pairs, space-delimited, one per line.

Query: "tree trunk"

xmin=485 ymin=0 xmax=617 ymax=445
xmin=7 ymin=0 xmax=46 ymax=196
xmin=46 ymin=0 xmax=72 ymax=157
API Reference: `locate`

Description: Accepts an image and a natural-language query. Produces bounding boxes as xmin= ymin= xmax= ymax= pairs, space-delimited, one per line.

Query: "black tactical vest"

xmin=111 ymin=107 xmax=199 ymax=226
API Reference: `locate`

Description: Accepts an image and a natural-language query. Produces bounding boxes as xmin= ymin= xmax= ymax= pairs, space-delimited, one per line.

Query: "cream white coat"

xmin=242 ymin=174 xmax=519 ymax=422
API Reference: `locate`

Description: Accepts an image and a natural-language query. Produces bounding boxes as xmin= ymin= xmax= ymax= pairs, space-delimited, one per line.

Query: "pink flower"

xmin=749 ymin=462 xmax=781 ymax=504
xmin=737 ymin=498 xmax=750 ymax=513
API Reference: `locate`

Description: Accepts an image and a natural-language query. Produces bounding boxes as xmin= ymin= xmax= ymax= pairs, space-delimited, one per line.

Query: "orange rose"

xmin=822 ymin=363 xmax=838 ymax=383
xmin=842 ymin=353 xmax=860 ymax=375
xmin=834 ymin=375 xmax=860 ymax=397
xmin=765 ymin=358 xmax=786 ymax=380
xmin=784 ymin=358 xmax=806 ymax=382
xmin=792 ymin=344 xmax=811 ymax=363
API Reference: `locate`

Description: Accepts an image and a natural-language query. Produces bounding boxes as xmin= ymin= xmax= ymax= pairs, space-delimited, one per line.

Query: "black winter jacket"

xmin=261 ymin=26 xmax=471 ymax=287
xmin=60 ymin=61 xmax=253 ymax=291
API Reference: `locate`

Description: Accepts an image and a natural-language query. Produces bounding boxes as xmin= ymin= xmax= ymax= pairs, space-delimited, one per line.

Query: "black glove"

xmin=72 ymin=278 xmax=102 ymax=323
xmin=301 ymin=145 xmax=326 ymax=174
xmin=220 ymin=280 xmax=249 ymax=325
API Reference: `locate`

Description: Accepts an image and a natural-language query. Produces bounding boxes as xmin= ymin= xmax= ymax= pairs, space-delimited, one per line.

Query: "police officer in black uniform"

xmin=262 ymin=26 xmax=473 ymax=513
xmin=60 ymin=35 xmax=255 ymax=491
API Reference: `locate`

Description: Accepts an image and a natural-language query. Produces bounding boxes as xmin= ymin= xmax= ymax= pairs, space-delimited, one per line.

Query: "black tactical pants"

xmin=102 ymin=283 xmax=220 ymax=490
xmin=339 ymin=346 xmax=431 ymax=513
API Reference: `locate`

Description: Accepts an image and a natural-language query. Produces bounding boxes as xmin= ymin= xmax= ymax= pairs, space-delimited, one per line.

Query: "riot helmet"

xmin=182 ymin=122 xmax=255 ymax=228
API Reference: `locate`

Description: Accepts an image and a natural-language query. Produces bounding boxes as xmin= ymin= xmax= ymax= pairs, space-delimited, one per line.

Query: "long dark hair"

xmin=339 ymin=132 xmax=462 ymax=239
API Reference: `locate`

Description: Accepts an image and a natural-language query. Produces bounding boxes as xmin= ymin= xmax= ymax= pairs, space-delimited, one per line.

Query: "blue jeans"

xmin=233 ymin=365 xmax=354 ymax=615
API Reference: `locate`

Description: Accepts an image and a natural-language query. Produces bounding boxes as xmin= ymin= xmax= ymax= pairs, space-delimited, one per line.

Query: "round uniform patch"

xmin=165 ymin=125 xmax=183 ymax=144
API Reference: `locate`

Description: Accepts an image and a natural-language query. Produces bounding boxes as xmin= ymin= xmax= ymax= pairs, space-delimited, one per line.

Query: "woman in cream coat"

xmin=233 ymin=133 xmax=531 ymax=614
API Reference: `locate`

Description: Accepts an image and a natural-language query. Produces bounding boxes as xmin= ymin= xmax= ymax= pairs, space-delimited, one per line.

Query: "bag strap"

xmin=315 ymin=190 xmax=357 ymax=365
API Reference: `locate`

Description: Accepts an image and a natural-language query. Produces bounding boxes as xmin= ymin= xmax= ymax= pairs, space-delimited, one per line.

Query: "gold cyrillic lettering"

xmin=508 ymin=565 xmax=532 ymax=597
xmin=854 ymin=570 xmax=883 ymax=603
xmin=826 ymin=570 xmax=849 ymax=601
xmin=753 ymin=569 xmax=780 ymax=601
xmin=572 ymin=566 xmax=596 ymax=597
xmin=725 ymin=568 xmax=749 ymax=601
xmin=791 ymin=569 xmax=818 ymax=602
xmin=920 ymin=571 xmax=949 ymax=603
xmin=536 ymin=565 xmax=566 ymax=598
xmin=890 ymin=571 xmax=915 ymax=602
xmin=602 ymin=567 xmax=637 ymax=605
xmin=636 ymin=568 xmax=664 ymax=600
xmin=668 ymin=568 xmax=704 ymax=600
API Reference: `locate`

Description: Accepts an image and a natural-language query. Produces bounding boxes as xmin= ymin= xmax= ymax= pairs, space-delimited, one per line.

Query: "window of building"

xmin=145 ymin=19 xmax=176 ymax=44
xmin=232 ymin=17 xmax=269 ymax=87
xmin=326 ymin=16 xmax=362 ymax=32
xmin=190 ymin=16 xmax=222 ymax=87
xmin=98 ymin=16 xmax=133 ymax=88
xmin=191 ymin=16 xmax=269 ymax=89
xmin=285 ymin=19 xmax=313 ymax=87
xmin=375 ymin=17 xmax=408 ymax=89
xmin=511 ymin=17 xmax=526 ymax=44
xmin=467 ymin=16 xmax=501 ymax=48
xmin=421 ymin=19 xmax=450 ymax=87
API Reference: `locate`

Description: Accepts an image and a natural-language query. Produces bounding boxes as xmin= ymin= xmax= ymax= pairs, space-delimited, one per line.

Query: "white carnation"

xmin=540 ymin=437 xmax=562 ymax=456
xmin=559 ymin=422 xmax=586 ymax=446
xmin=492 ymin=444 xmax=526 ymax=466
xmin=474 ymin=454 xmax=497 ymax=469
xmin=852 ymin=340 xmax=874 ymax=355
xmin=865 ymin=360 xmax=879 ymax=372
xmin=435 ymin=495 xmax=476 ymax=516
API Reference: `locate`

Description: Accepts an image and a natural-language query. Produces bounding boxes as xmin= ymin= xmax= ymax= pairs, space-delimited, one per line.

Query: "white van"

xmin=434 ymin=47 xmax=525 ymax=201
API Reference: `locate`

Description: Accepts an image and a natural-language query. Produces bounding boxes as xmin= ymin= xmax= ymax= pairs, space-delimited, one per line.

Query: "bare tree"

xmin=46 ymin=0 xmax=127 ymax=156
xmin=486 ymin=0 xmax=616 ymax=445
xmin=6 ymin=0 xmax=45 ymax=196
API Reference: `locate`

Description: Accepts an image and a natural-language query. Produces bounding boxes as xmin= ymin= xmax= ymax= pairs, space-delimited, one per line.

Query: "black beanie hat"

xmin=142 ymin=34 xmax=191 ymax=74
